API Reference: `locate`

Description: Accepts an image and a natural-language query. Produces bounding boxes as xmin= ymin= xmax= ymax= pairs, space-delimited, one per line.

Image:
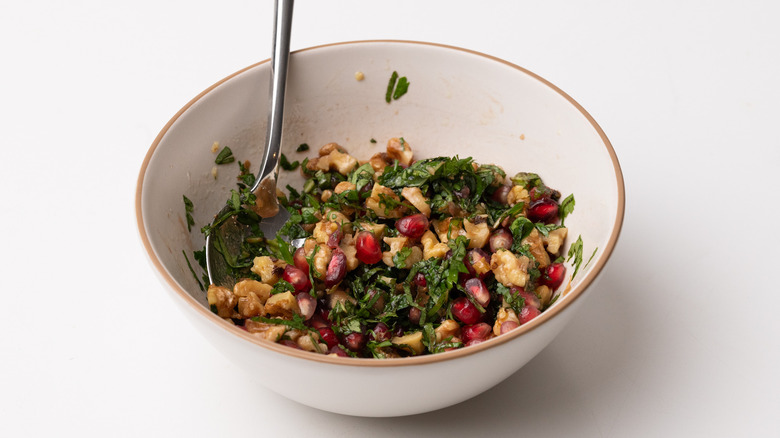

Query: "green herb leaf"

xmin=271 ymin=280 xmax=296 ymax=295
xmin=280 ymin=153 xmax=300 ymax=171
xmin=296 ymin=143 xmax=310 ymax=152
xmin=215 ymin=146 xmax=235 ymax=164
xmin=392 ymin=76 xmax=410 ymax=100
xmin=509 ymin=217 xmax=535 ymax=248
xmin=256 ymin=314 xmax=308 ymax=331
xmin=511 ymin=172 xmax=541 ymax=189
xmin=385 ymin=71 xmax=398 ymax=103
xmin=183 ymin=195 xmax=195 ymax=232
xmin=559 ymin=194 xmax=575 ymax=225
xmin=182 ymin=250 xmax=204 ymax=291
xmin=567 ymin=235 xmax=584 ymax=280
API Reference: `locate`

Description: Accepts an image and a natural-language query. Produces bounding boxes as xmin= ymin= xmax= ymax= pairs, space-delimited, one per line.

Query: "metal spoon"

xmin=205 ymin=0 xmax=294 ymax=287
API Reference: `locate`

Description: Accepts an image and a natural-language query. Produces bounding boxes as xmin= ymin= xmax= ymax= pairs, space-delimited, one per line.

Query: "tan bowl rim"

xmin=136 ymin=39 xmax=625 ymax=367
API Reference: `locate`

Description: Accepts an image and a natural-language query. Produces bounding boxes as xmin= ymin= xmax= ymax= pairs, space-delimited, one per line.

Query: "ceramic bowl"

xmin=136 ymin=40 xmax=624 ymax=417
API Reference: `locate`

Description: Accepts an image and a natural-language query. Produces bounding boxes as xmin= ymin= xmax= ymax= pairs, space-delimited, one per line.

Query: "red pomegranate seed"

xmin=527 ymin=199 xmax=559 ymax=223
xmin=511 ymin=287 xmax=541 ymax=310
xmin=462 ymin=323 xmax=492 ymax=343
xmin=540 ymin=263 xmax=566 ymax=290
xmin=451 ymin=297 xmax=482 ymax=325
xmin=324 ymin=247 xmax=347 ymax=287
xmin=355 ymin=231 xmax=383 ymax=264
xmin=327 ymin=228 xmax=343 ymax=248
xmin=500 ymin=321 xmax=520 ymax=334
xmin=296 ymin=292 xmax=317 ymax=320
xmin=465 ymin=339 xmax=486 ymax=347
xmin=370 ymin=322 xmax=391 ymax=342
xmin=491 ymin=185 xmax=511 ymax=205
xmin=283 ymin=265 xmax=311 ymax=292
xmin=414 ymin=272 xmax=427 ymax=287
xmin=529 ymin=185 xmax=557 ymax=202
xmin=518 ymin=305 xmax=542 ymax=325
xmin=318 ymin=327 xmax=339 ymax=349
xmin=307 ymin=314 xmax=330 ymax=330
xmin=464 ymin=278 xmax=490 ymax=307
xmin=395 ymin=214 xmax=430 ymax=239
xmin=328 ymin=345 xmax=349 ymax=357
xmin=489 ymin=228 xmax=514 ymax=252
xmin=343 ymin=332 xmax=367 ymax=352
xmin=279 ymin=339 xmax=302 ymax=350
xmin=293 ymin=247 xmax=309 ymax=272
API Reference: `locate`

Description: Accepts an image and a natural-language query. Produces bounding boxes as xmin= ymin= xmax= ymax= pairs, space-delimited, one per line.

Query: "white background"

xmin=2 ymin=1 xmax=778 ymax=436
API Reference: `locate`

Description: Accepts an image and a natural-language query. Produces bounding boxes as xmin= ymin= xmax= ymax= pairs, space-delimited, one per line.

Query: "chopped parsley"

xmin=296 ymin=143 xmax=310 ymax=152
xmin=385 ymin=71 xmax=410 ymax=102
xmin=280 ymin=153 xmax=299 ymax=171
xmin=183 ymin=195 xmax=195 ymax=232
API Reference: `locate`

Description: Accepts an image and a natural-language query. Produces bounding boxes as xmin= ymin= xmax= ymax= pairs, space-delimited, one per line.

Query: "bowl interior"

xmin=138 ymin=40 xmax=623 ymax=354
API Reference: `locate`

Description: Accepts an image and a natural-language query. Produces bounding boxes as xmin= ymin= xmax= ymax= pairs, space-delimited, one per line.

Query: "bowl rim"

xmin=136 ymin=39 xmax=625 ymax=367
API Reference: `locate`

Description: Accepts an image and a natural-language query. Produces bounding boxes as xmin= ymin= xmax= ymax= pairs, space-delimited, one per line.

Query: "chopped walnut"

xmin=313 ymin=221 xmax=339 ymax=244
xmin=490 ymin=249 xmax=530 ymax=288
xmin=544 ymin=227 xmax=568 ymax=254
xmin=435 ymin=319 xmax=461 ymax=343
xmin=334 ymin=181 xmax=356 ymax=194
xmin=432 ymin=217 xmax=465 ymax=243
xmin=319 ymin=142 xmax=347 ymax=156
xmin=339 ymin=234 xmax=360 ymax=271
xmin=382 ymin=236 xmax=409 ymax=267
xmin=207 ymin=285 xmax=236 ymax=318
xmin=244 ymin=320 xmax=286 ymax=342
xmin=421 ymin=230 xmax=449 ymax=260
xmin=391 ymin=331 xmax=424 ymax=355
xmin=463 ymin=216 xmax=490 ymax=249
xmin=401 ymin=187 xmax=431 ymax=217
xmin=264 ymin=291 xmax=300 ymax=318
xmin=328 ymin=150 xmax=358 ymax=175
xmin=237 ymin=292 xmax=265 ymax=318
xmin=535 ymin=285 xmax=553 ymax=308
xmin=367 ymin=152 xmax=391 ymax=173
xmin=366 ymin=183 xmax=404 ymax=218
xmin=506 ymin=185 xmax=529 ymax=206
xmin=233 ymin=279 xmax=272 ymax=303
xmin=386 ymin=137 xmax=414 ymax=166
xmin=251 ymin=256 xmax=280 ymax=285
xmin=521 ymin=228 xmax=551 ymax=268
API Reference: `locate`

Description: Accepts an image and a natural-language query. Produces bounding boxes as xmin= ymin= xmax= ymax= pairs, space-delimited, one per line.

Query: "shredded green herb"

xmin=215 ymin=146 xmax=235 ymax=164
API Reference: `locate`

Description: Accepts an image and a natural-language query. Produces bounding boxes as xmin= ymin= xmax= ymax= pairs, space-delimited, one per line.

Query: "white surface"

xmin=1 ymin=0 xmax=777 ymax=436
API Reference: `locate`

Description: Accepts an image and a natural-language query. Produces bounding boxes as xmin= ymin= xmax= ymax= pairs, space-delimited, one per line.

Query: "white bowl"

xmin=136 ymin=40 xmax=624 ymax=417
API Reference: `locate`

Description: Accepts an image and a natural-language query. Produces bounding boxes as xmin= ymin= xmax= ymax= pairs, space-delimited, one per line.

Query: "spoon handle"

xmin=252 ymin=0 xmax=294 ymax=199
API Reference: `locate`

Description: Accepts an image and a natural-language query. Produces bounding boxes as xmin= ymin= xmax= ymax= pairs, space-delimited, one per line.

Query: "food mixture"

xmin=200 ymin=138 xmax=577 ymax=358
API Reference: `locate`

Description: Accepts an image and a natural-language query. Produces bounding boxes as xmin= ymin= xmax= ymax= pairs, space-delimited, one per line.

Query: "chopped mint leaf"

xmin=385 ymin=71 xmax=398 ymax=103
xmin=215 ymin=146 xmax=235 ymax=164
xmin=567 ymin=235 xmax=584 ymax=279
xmin=296 ymin=143 xmax=310 ymax=152
xmin=392 ymin=76 xmax=410 ymax=100
xmin=280 ymin=153 xmax=299 ymax=171
xmin=559 ymin=194 xmax=575 ymax=225
xmin=183 ymin=195 xmax=195 ymax=232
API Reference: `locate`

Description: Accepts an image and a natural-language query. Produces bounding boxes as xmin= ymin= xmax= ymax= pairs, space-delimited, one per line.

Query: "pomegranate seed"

xmin=293 ymin=247 xmax=309 ymax=272
xmin=464 ymin=278 xmax=490 ymax=307
xmin=451 ymin=297 xmax=482 ymax=325
xmin=540 ymin=263 xmax=566 ymax=290
xmin=279 ymin=339 xmax=302 ymax=350
xmin=393 ymin=325 xmax=405 ymax=338
xmin=518 ymin=305 xmax=541 ymax=324
xmin=527 ymin=199 xmax=559 ymax=223
xmin=465 ymin=339 xmax=486 ymax=347
xmin=467 ymin=248 xmax=491 ymax=279
xmin=408 ymin=307 xmax=422 ymax=325
xmin=283 ymin=265 xmax=311 ymax=292
xmin=529 ymin=185 xmax=559 ymax=202
xmin=327 ymin=228 xmax=343 ymax=248
xmin=511 ymin=287 xmax=541 ymax=310
xmin=355 ymin=231 xmax=383 ymax=264
xmin=307 ymin=314 xmax=330 ymax=330
xmin=370 ymin=322 xmax=391 ymax=342
xmin=395 ymin=214 xmax=429 ymax=239
xmin=318 ymin=327 xmax=339 ymax=349
xmin=489 ymin=228 xmax=514 ymax=252
xmin=414 ymin=272 xmax=427 ymax=287
xmin=462 ymin=323 xmax=492 ymax=343
xmin=328 ymin=345 xmax=349 ymax=357
xmin=296 ymin=292 xmax=317 ymax=320
xmin=491 ymin=185 xmax=511 ymax=205
xmin=343 ymin=332 xmax=367 ymax=352
xmin=500 ymin=321 xmax=520 ymax=334
xmin=324 ymin=247 xmax=347 ymax=287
